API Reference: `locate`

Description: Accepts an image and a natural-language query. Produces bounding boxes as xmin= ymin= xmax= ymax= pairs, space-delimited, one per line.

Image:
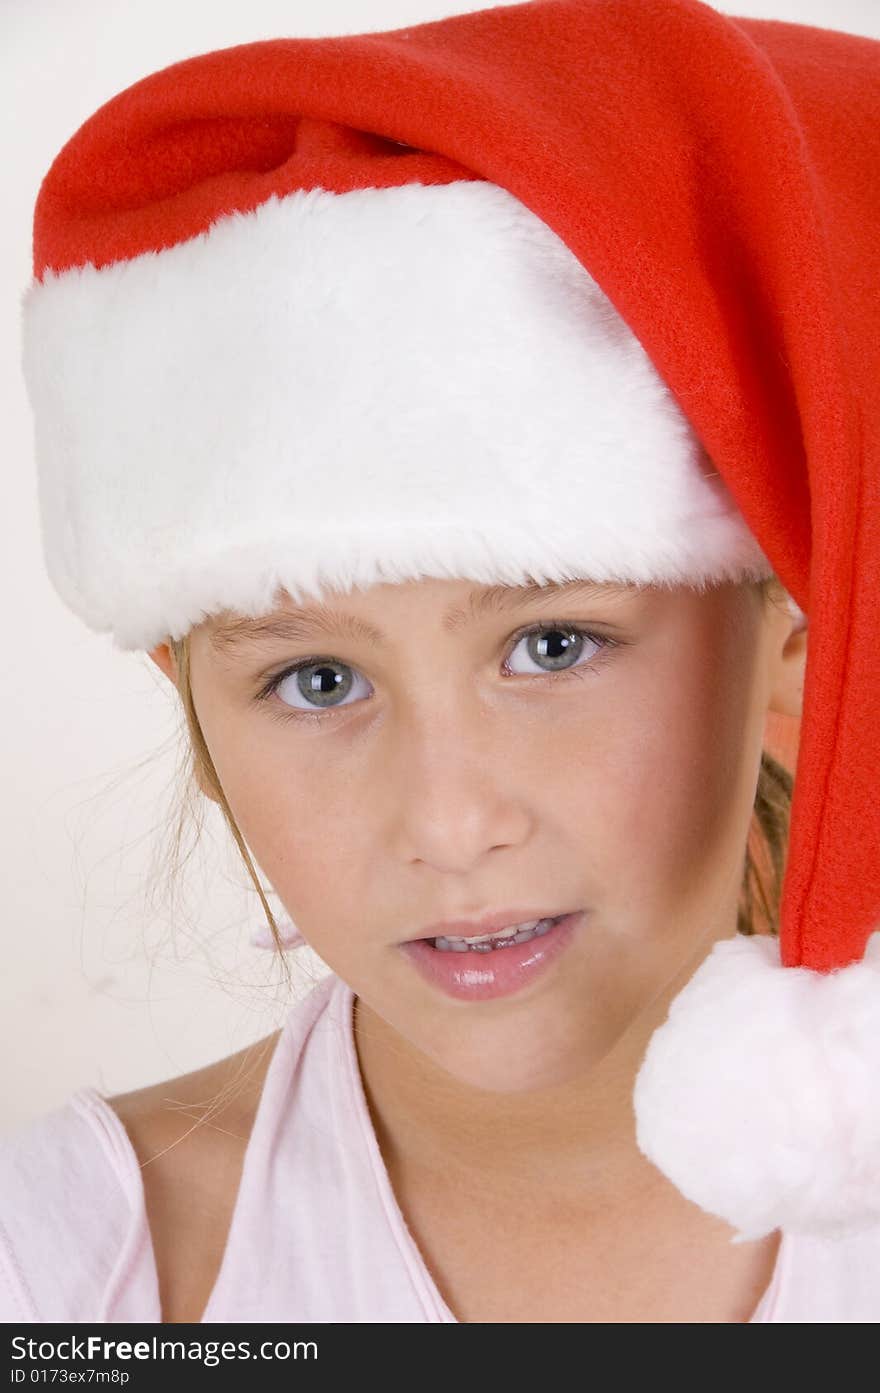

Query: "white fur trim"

xmin=21 ymin=179 xmax=772 ymax=652
xmin=633 ymin=929 xmax=880 ymax=1240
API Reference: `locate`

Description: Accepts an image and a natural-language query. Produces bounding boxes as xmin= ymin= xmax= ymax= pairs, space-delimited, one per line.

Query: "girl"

xmin=3 ymin=0 xmax=879 ymax=1323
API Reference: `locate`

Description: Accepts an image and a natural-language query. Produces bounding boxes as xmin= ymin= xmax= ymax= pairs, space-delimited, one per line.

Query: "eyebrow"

xmin=208 ymin=580 xmax=640 ymax=656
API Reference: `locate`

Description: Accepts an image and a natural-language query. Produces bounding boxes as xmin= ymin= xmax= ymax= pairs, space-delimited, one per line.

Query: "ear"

xmin=146 ymin=641 xmax=219 ymax=805
xmin=766 ymin=604 xmax=807 ymax=720
xmin=147 ymin=642 xmax=177 ymax=685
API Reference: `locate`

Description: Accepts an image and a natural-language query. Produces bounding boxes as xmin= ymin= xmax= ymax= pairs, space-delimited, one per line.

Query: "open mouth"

xmin=427 ymin=914 xmax=568 ymax=953
xmin=399 ymin=910 xmax=585 ymax=1001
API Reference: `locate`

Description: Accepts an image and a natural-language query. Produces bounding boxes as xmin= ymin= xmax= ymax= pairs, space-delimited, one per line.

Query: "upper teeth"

xmin=440 ymin=918 xmax=547 ymax=944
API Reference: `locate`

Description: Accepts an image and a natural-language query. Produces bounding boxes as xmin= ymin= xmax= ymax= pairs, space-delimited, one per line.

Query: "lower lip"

xmin=398 ymin=911 xmax=584 ymax=1002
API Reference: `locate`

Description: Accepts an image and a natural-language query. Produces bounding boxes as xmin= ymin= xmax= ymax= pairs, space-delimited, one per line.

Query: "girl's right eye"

xmin=258 ymin=660 xmax=373 ymax=715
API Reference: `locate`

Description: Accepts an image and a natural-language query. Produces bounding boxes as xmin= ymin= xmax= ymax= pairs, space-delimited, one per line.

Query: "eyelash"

xmin=254 ymin=621 xmax=623 ymax=725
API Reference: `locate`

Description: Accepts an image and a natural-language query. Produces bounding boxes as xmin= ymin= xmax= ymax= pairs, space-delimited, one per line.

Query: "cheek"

xmin=204 ymin=721 xmax=373 ymax=912
xmin=567 ymin=664 xmax=757 ymax=922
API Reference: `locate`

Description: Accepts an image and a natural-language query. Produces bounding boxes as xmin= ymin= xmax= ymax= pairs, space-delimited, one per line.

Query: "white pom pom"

xmin=633 ymin=928 xmax=880 ymax=1241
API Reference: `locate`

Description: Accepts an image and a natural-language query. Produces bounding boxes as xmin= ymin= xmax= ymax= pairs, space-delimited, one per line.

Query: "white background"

xmin=3 ymin=0 xmax=877 ymax=1129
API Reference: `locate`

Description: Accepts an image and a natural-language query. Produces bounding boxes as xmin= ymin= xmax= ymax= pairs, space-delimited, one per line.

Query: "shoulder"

xmin=104 ymin=1027 xmax=283 ymax=1324
xmin=106 ymin=1027 xmax=282 ymax=1165
xmin=0 ymin=975 xmax=340 ymax=1324
xmin=0 ymin=1029 xmax=282 ymax=1324
xmin=0 ymin=1090 xmax=136 ymax=1321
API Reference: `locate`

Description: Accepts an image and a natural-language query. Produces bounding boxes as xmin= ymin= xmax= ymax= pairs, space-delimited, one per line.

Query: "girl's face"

xmin=153 ymin=577 xmax=803 ymax=1096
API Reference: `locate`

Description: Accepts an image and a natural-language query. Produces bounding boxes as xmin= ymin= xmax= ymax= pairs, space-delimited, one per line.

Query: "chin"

xmin=438 ymin=1032 xmax=601 ymax=1096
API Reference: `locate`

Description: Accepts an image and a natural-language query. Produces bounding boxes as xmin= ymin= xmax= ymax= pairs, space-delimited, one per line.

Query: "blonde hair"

xmin=164 ymin=574 xmax=794 ymax=966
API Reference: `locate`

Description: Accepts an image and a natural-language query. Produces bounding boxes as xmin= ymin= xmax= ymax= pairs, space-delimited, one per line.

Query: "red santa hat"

xmin=20 ymin=0 xmax=880 ymax=1242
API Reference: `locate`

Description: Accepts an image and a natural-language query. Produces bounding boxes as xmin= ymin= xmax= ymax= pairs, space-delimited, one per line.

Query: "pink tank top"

xmin=2 ymin=970 xmax=879 ymax=1322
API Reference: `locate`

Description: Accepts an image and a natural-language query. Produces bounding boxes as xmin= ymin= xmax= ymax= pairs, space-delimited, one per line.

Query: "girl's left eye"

xmin=254 ymin=622 xmax=620 ymax=721
xmin=502 ymin=624 xmax=614 ymax=678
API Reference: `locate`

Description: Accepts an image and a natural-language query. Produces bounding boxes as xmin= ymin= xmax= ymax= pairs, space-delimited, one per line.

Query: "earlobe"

xmin=194 ymin=765 xmax=219 ymax=805
xmin=767 ymin=617 xmax=807 ymax=719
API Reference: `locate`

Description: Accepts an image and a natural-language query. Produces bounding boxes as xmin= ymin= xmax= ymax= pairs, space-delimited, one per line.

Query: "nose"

xmin=386 ymin=700 xmax=534 ymax=873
